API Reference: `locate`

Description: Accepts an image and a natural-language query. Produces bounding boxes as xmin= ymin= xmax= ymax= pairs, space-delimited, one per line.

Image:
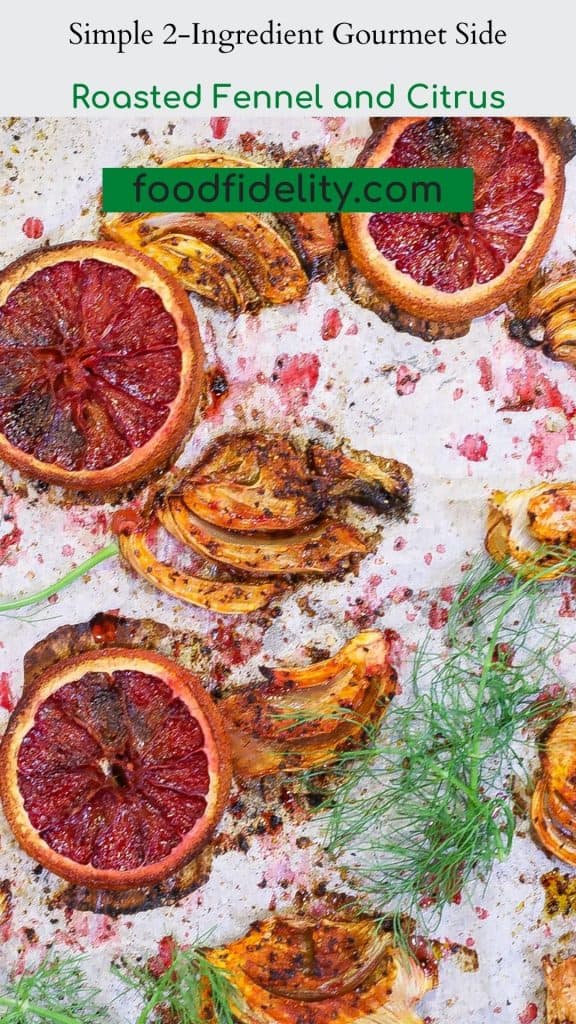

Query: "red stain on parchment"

xmin=211 ymin=622 xmax=263 ymax=671
xmin=502 ymin=352 xmax=573 ymax=413
xmin=271 ymin=353 xmax=320 ymax=411
xmin=388 ymin=586 xmax=413 ymax=604
xmin=345 ymin=575 xmax=384 ymax=629
xmin=0 ymin=522 xmax=22 ymax=561
xmin=316 ymin=117 xmax=346 ymax=133
xmin=22 ymin=217 xmax=44 ymax=239
xmin=457 ymin=434 xmax=488 ymax=462
xmin=238 ymin=131 xmax=257 ymax=154
xmin=475 ymin=905 xmax=489 ymax=919
xmin=210 ymin=117 xmax=230 ymax=139
xmin=55 ymin=913 xmax=117 ymax=951
xmin=428 ymin=602 xmax=449 ymax=630
xmin=518 ymin=1004 xmax=538 ymax=1024
xmin=396 ymin=365 xmax=421 ymax=396
xmin=477 ymin=356 xmax=494 ymax=391
xmin=321 ymin=308 xmax=342 ymax=340
xmin=67 ymin=508 xmax=110 ymax=537
xmin=0 ymin=673 xmax=14 ymax=712
xmin=148 ymin=936 xmax=177 ymax=976
xmin=528 ymin=418 xmax=576 ymax=475
xmin=558 ymin=581 xmax=576 ymax=619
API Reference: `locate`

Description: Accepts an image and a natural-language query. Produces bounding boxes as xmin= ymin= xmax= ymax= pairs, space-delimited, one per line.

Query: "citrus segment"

xmin=0 ymin=242 xmax=203 ymax=490
xmin=342 ymin=117 xmax=565 ymax=322
xmin=0 ymin=648 xmax=231 ymax=889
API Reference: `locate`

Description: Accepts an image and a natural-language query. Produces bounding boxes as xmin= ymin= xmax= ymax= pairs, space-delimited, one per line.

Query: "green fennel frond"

xmin=114 ymin=941 xmax=239 ymax=1024
xmin=319 ymin=548 xmax=576 ymax=933
xmin=0 ymin=956 xmax=108 ymax=1024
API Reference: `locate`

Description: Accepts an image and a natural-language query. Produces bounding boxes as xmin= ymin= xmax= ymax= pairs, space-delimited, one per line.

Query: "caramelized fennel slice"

xmin=527 ymin=484 xmax=576 ymax=545
xmin=543 ymin=954 xmax=576 ymax=1024
xmin=309 ymin=443 xmax=413 ymax=511
xmin=225 ymin=673 xmax=387 ymax=777
xmin=145 ymin=235 xmax=257 ymax=313
xmin=180 ymin=433 xmax=328 ymax=532
xmin=221 ymin=631 xmax=398 ymax=777
xmin=104 ymin=210 xmax=307 ymax=309
xmin=532 ymin=781 xmax=576 ymax=866
xmin=264 ymin=630 xmax=392 ymax=690
xmin=139 ymin=212 xmax=308 ymax=305
xmin=166 ymin=151 xmax=337 ymax=273
xmin=159 ymin=498 xmax=368 ymax=577
xmin=181 ymin=478 xmax=327 ymax=532
xmin=178 ymin=433 xmax=413 ymax=529
xmin=103 ymin=214 xmax=258 ymax=313
xmin=485 ymin=484 xmax=574 ymax=577
xmin=531 ymin=713 xmax=576 ymax=866
xmin=205 ymin=915 xmax=436 ymax=1024
xmin=116 ymin=526 xmax=281 ymax=613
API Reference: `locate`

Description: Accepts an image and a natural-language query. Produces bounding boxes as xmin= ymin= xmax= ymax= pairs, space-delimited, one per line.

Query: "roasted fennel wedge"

xmin=221 ymin=631 xmax=398 ymax=777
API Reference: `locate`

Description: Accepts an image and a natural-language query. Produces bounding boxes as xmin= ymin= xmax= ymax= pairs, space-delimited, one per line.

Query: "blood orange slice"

xmin=342 ymin=117 xmax=565 ymax=323
xmin=0 ymin=241 xmax=203 ymax=491
xmin=0 ymin=648 xmax=231 ymax=890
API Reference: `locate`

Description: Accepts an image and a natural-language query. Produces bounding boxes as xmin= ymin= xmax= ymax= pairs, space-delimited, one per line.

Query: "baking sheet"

xmin=1 ymin=114 xmax=576 ymax=1023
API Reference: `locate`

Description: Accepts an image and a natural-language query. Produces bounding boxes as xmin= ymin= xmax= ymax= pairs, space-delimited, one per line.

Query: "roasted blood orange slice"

xmin=0 ymin=242 xmax=203 ymax=491
xmin=342 ymin=117 xmax=565 ymax=323
xmin=0 ymin=648 xmax=231 ymax=890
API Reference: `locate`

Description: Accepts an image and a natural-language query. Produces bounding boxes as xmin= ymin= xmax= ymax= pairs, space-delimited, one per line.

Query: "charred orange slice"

xmin=0 ymin=241 xmax=203 ymax=491
xmin=0 ymin=648 xmax=231 ymax=890
xmin=221 ymin=631 xmax=398 ymax=777
xmin=206 ymin=913 xmax=437 ymax=1024
xmin=342 ymin=117 xmax=565 ymax=323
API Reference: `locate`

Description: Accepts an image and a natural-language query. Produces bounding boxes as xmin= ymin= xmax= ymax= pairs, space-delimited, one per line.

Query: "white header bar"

xmin=1 ymin=0 xmax=575 ymax=116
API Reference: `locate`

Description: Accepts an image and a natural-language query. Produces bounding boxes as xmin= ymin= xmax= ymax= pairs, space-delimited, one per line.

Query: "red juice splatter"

xmin=22 ymin=217 xmax=44 ymax=239
xmin=457 ymin=434 xmax=488 ymax=462
xmin=0 ymin=673 xmax=14 ymax=712
xmin=428 ymin=603 xmax=449 ymax=630
xmin=528 ymin=418 xmax=575 ymax=475
xmin=396 ymin=365 xmax=421 ymax=396
xmin=272 ymin=353 xmax=320 ymax=411
xmin=210 ymin=117 xmax=230 ymax=140
xmin=477 ymin=356 xmax=494 ymax=391
xmin=518 ymin=1004 xmax=538 ymax=1024
xmin=321 ymin=308 xmax=342 ymax=340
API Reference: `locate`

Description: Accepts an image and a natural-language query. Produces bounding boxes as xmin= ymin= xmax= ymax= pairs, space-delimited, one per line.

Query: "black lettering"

xmin=411 ymin=180 xmax=441 ymax=203
xmin=69 ymin=22 xmax=83 ymax=45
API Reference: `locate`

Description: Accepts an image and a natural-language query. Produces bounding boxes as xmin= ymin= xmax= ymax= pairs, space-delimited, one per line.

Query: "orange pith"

xmin=0 ymin=241 xmax=204 ymax=490
xmin=342 ymin=117 xmax=565 ymax=323
xmin=0 ymin=648 xmax=231 ymax=890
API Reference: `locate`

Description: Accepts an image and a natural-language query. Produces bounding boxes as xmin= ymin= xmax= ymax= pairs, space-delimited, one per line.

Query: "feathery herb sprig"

xmin=319 ymin=550 xmax=576 ymax=932
xmin=0 ymin=956 xmax=107 ymax=1024
xmin=113 ymin=942 xmax=239 ymax=1024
